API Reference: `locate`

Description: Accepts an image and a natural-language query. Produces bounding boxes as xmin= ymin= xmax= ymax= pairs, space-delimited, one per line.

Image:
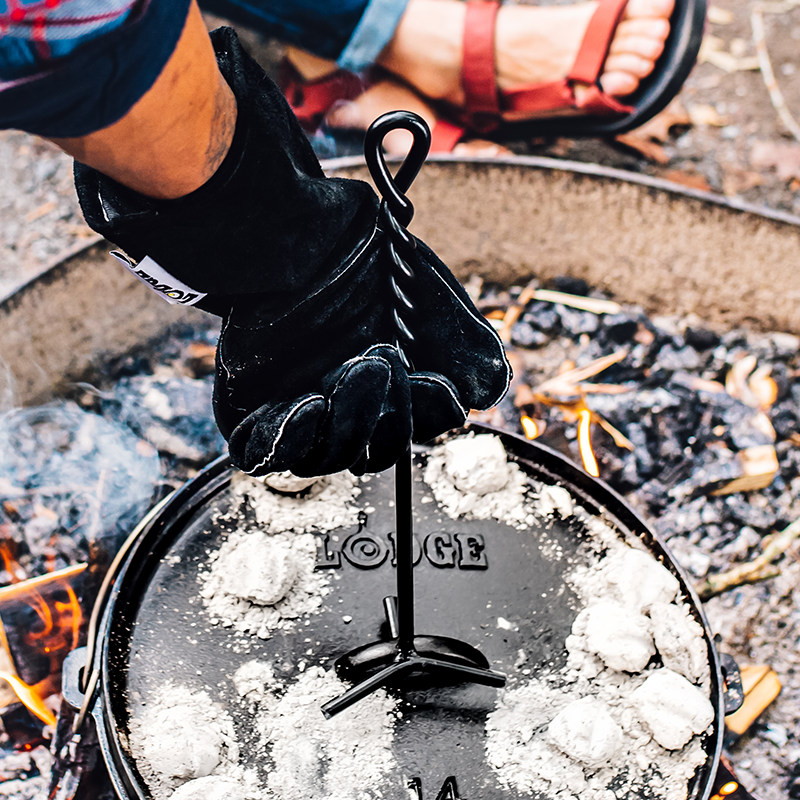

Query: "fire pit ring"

xmin=64 ymin=422 xmax=738 ymax=800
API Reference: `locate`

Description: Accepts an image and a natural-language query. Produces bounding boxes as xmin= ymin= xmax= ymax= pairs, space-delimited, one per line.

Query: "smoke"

xmin=307 ymin=120 xmax=370 ymax=161
xmin=0 ymin=355 xmax=17 ymax=415
xmin=0 ymin=401 xmax=162 ymax=579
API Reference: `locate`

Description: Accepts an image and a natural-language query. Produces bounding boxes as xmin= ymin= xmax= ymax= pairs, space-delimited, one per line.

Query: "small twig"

xmin=751 ymin=8 xmax=800 ymax=142
xmin=535 ymin=349 xmax=628 ymax=396
xmin=531 ymin=290 xmax=622 ymax=315
xmin=499 ymin=282 xmax=621 ymax=342
xmin=696 ymin=515 xmax=800 ymax=599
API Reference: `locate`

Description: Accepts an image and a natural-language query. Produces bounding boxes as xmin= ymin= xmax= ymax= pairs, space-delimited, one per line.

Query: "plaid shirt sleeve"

xmin=0 ymin=0 xmax=192 ymax=136
xmin=0 ymin=0 xmax=138 ymax=79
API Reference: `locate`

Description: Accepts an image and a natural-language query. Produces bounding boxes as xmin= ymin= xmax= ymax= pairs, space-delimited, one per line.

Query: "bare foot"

xmin=378 ymin=0 xmax=674 ymax=118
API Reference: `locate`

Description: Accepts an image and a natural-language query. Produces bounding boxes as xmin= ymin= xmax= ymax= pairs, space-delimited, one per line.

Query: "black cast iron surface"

xmin=92 ymin=425 xmax=724 ymax=800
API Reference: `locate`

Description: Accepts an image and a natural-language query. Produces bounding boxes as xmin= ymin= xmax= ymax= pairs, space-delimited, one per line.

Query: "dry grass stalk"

xmin=696 ymin=514 xmax=800 ymax=599
xmin=751 ymin=8 xmax=800 ymax=142
xmin=498 ymin=281 xmax=621 ymax=342
xmin=534 ymin=349 xmax=629 ymax=397
xmin=531 ymin=290 xmax=622 ymax=315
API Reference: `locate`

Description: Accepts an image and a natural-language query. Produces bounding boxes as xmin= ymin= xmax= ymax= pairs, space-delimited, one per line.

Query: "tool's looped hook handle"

xmin=364 ymin=111 xmax=431 ymax=228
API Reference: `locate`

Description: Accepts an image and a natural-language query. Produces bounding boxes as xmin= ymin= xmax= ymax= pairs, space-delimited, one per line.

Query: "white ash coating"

xmin=483 ymin=448 xmax=713 ymax=800
xmin=650 ymin=601 xmax=709 ymax=684
xmin=201 ymin=470 xmax=360 ymax=637
xmin=582 ymin=547 xmax=680 ymax=613
xmin=631 ymin=669 xmax=715 ymax=750
xmin=255 ymin=666 xmax=398 ymax=800
xmin=261 ymin=471 xmax=319 ymax=494
xmin=486 ymin=678 xmax=589 ymax=797
xmin=169 ymin=776 xmax=247 ymax=800
xmin=575 ymin=600 xmax=656 ymax=673
xmin=535 ymin=484 xmax=575 ymax=518
xmin=548 ymin=697 xmax=624 ymax=767
xmin=229 ymin=471 xmax=361 ymax=534
xmin=217 ymin=532 xmax=299 ymax=606
xmin=487 ymin=669 xmax=709 ymax=800
xmin=232 ymin=660 xmax=279 ymax=708
xmin=423 ymin=434 xmax=532 ymax=527
xmin=199 ymin=528 xmax=329 ymax=638
xmin=130 ymin=684 xmax=240 ymax=795
xmin=442 ymin=434 xmax=513 ymax=495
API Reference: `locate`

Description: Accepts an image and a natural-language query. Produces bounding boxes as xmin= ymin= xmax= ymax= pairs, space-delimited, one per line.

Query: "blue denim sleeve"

xmin=0 ymin=0 xmax=192 ymax=137
xmin=197 ymin=0 xmax=411 ymax=70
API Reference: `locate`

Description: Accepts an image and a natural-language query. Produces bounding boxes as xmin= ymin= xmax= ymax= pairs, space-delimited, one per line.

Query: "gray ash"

xmin=473 ymin=277 xmax=800 ymax=800
xmin=0 ymin=322 xmax=223 ymax=590
xmin=4 ymin=285 xmax=800 ymax=798
xmin=480 ymin=282 xmax=800 ymax=579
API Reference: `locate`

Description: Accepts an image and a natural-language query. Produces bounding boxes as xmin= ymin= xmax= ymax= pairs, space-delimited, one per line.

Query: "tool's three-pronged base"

xmin=322 ymin=597 xmax=506 ymax=718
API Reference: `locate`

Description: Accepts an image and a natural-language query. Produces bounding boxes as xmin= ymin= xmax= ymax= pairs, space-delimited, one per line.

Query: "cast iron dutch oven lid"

xmin=66 ymin=422 xmax=727 ymax=800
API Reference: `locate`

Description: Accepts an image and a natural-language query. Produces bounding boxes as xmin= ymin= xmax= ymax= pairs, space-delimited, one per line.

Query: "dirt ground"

xmin=545 ymin=0 xmax=800 ymax=215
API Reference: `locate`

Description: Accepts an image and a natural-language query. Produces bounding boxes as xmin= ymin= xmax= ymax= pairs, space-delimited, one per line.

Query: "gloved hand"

xmin=74 ymin=27 xmax=510 ymax=477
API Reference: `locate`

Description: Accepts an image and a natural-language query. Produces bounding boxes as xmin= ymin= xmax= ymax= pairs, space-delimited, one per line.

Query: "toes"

xmin=609 ymin=33 xmax=667 ymax=61
xmin=624 ymin=0 xmax=676 ymax=21
xmin=615 ymin=17 xmax=671 ymax=41
xmin=604 ymin=52 xmax=657 ymax=78
xmin=599 ymin=70 xmax=640 ymax=96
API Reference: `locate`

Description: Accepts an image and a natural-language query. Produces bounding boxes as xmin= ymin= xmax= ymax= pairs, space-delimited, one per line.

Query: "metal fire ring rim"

xmin=88 ymin=423 xmax=724 ymax=800
xmin=321 ymin=153 xmax=800 ymax=229
xmin=4 ymin=154 xmax=800 ymax=311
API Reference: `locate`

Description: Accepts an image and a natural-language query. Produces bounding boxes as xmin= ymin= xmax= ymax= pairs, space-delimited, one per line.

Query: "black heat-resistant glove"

xmin=74 ymin=27 xmax=510 ymax=477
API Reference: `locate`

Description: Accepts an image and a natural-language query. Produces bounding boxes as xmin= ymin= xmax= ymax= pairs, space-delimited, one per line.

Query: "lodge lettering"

xmin=315 ymin=531 xmax=487 ymax=570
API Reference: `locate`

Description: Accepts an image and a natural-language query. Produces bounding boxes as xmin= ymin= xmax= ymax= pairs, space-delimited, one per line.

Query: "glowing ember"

xmin=710 ymin=782 xmax=739 ymax=799
xmin=520 ymin=416 xmax=542 ymax=440
xmin=577 ymin=409 xmax=599 ymax=477
xmin=0 ymin=671 xmax=56 ymax=726
xmin=0 ymin=543 xmax=26 ymax=583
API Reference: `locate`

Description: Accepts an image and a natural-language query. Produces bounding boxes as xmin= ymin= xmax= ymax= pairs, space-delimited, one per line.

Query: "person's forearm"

xmin=50 ymin=1 xmax=236 ymax=200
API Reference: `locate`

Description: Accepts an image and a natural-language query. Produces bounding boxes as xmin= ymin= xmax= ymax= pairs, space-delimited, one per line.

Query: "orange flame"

xmin=520 ymin=415 xmax=542 ymax=440
xmin=0 ymin=672 xmax=57 ymax=726
xmin=0 ymin=544 xmax=25 ymax=583
xmin=577 ymin=409 xmax=600 ymax=477
xmin=0 ymin=553 xmax=86 ymax=725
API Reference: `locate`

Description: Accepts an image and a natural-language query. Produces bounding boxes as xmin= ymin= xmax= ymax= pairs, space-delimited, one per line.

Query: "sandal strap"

xmin=462 ymin=0 xmax=501 ymax=129
xmin=430 ymin=119 xmax=466 ymax=152
xmin=485 ymin=0 xmax=635 ymax=117
xmin=569 ymin=0 xmax=631 ymax=85
xmin=279 ymin=60 xmax=368 ymax=129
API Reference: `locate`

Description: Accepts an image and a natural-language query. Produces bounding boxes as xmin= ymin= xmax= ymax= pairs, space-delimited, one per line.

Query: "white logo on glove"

xmin=110 ymin=251 xmax=207 ymax=306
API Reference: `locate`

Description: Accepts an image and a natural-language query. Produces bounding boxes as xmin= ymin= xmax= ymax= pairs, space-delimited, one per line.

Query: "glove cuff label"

xmin=110 ymin=251 xmax=207 ymax=306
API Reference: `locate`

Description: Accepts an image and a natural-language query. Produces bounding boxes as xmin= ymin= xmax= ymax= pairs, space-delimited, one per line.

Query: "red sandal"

xmin=454 ymin=0 xmax=705 ymax=141
xmin=459 ymin=0 xmax=633 ymax=132
xmin=279 ymin=60 xmax=466 ymax=153
xmin=280 ymin=0 xmax=704 ymax=149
